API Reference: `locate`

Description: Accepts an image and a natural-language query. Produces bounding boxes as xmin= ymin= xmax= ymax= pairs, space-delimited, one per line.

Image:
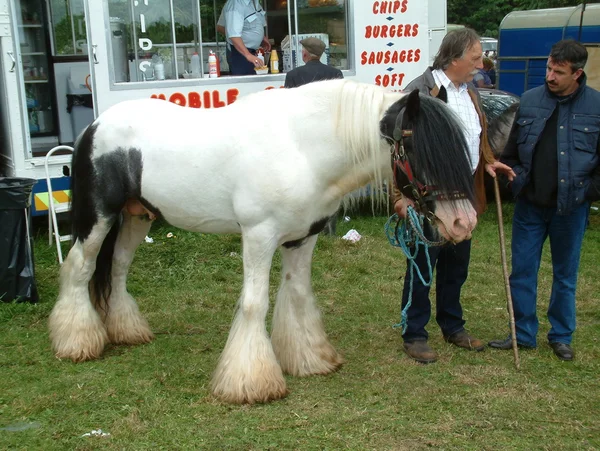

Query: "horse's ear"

xmin=437 ymin=85 xmax=448 ymax=103
xmin=405 ymin=89 xmax=421 ymax=121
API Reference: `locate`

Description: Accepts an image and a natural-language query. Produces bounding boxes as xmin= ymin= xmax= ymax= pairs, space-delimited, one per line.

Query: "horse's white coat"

xmin=49 ymin=80 xmax=477 ymax=404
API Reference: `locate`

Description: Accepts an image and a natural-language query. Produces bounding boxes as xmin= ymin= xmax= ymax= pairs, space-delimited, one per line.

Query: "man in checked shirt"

xmin=393 ymin=28 xmax=515 ymax=364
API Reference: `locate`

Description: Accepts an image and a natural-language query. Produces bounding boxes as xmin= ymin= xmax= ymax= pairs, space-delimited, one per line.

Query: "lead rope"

xmin=384 ymin=206 xmax=436 ymax=333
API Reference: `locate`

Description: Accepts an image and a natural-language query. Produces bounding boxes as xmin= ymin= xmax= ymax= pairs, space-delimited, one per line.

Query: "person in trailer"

xmin=223 ymin=0 xmax=271 ymax=75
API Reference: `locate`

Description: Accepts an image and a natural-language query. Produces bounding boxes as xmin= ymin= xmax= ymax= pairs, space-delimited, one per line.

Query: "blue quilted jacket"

xmin=502 ymin=74 xmax=600 ymax=215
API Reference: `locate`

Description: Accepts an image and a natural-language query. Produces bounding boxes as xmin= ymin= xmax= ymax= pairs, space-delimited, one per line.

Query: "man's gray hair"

xmin=433 ymin=28 xmax=481 ymax=71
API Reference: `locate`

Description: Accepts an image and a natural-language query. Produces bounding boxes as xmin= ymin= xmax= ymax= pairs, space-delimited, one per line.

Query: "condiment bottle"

xmin=208 ymin=51 xmax=218 ymax=78
xmin=270 ymin=49 xmax=279 ymax=74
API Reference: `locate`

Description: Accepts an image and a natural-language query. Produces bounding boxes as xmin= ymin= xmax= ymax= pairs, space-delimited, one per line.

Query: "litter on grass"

xmin=342 ymin=229 xmax=362 ymax=243
xmin=81 ymin=429 xmax=111 ymax=438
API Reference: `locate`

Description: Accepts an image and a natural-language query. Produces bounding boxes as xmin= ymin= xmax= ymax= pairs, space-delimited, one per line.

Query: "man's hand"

xmin=394 ymin=197 xmax=415 ymax=219
xmin=485 ymin=161 xmax=516 ymax=181
xmin=245 ymin=53 xmax=263 ymax=67
xmin=262 ymin=37 xmax=272 ymax=52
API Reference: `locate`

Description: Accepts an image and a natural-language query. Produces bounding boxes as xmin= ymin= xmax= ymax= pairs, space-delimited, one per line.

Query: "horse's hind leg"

xmin=101 ymin=213 xmax=154 ymax=346
xmin=211 ymin=225 xmax=287 ymax=404
xmin=271 ymin=235 xmax=343 ymax=376
xmin=49 ymin=217 xmax=114 ymax=362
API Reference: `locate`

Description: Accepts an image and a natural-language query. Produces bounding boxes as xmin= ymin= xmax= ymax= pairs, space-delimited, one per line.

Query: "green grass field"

xmin=1 ymin=203 xmax=599 ymax=450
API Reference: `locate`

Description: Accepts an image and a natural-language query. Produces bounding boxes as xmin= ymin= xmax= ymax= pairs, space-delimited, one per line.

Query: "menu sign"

xmin=354 ymin=0 xmax=429 ymax=90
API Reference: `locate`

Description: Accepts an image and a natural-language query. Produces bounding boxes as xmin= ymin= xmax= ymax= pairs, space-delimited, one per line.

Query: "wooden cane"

xmin=493 ymin=177 xmax=520 ymax=370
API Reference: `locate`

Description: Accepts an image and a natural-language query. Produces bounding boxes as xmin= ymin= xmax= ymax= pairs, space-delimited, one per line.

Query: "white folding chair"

xmin=45 ymin=145 xmax=74 ymax=264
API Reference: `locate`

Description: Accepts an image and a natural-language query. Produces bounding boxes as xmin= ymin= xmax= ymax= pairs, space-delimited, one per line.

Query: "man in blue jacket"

xmin=489 ymin=39 xmax=600 ymax=360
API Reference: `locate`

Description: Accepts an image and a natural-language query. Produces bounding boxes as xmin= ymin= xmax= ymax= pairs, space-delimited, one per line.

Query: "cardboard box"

xmin=281 ymin=33 xmax=329 ymax=73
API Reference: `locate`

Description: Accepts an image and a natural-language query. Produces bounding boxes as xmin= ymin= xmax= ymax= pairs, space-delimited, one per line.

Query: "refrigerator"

xmin=13 ymin=0 xmax=58 ymax=151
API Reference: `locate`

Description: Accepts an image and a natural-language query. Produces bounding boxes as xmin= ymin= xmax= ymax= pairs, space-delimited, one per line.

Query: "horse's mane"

xmin=409 ymin=95 xmax=476 ymax=205
xmin=487 ymin=101 xmax=519 ymax=159
xmin=332 ymin=80 xmax=391 ymax=208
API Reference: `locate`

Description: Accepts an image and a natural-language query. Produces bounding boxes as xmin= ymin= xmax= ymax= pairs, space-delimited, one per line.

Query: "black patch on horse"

xmin=282 ymin=216 xmax=330 ymax=249
xmin=70 ymin=123 xmax=98 ymax=242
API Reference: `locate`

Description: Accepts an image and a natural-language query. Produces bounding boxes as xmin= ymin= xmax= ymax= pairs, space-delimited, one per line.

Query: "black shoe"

xmin=488 ymin=337 xmax=534 ymax=350
xmin=549 ymin=342 xmax=574 ymax=361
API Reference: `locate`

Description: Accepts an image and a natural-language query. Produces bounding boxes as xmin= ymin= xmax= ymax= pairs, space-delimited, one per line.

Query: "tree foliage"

xmin=448 ymin=0 xmax=584 ymax=37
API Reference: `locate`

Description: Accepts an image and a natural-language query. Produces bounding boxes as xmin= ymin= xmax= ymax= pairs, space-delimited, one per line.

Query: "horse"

xmin=48 ymin=79 xmax=478 ymax=404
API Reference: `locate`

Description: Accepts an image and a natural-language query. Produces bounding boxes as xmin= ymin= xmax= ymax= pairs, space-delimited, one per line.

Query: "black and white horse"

xmin=49 ymin=80 xmax=477 ymax=404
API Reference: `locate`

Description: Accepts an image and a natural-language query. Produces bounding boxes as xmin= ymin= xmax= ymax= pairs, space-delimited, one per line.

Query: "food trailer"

xmin=0 ymin=0 xmax=447 ymax=215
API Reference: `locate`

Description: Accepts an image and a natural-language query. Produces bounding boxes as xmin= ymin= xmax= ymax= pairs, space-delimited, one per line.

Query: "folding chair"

xmin=45 ymin=145 xmax=74 ymax=264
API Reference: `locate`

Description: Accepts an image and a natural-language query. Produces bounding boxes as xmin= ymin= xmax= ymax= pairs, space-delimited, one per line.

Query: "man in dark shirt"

xmin=489 ymin=40 xmax=600 ymax=361
xmin=284 ymin=37 xmax=343 ymax=89
xmin=285 ymin=37 xmax=343 ymax=235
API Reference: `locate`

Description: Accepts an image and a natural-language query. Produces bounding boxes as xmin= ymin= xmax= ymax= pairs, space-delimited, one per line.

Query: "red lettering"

xmin=360 ymin=49 xmax=422 ymax=65
xmin=188 ymin=92 xmax=201 ymax=108
xmin=169 ymin=93 xmax=186 ymax=106
xmin=227 ymin=89 xmax=239 ymax=105
xmin=373 ymin=0 xmax=408 ymax=14
xmin=364 ymin=24 xmax=418 ymax=39
xmin=374 ymin=73 xmax=406 ymax=88
xmin=203 ymin=91 xmax=211 ymax=108
xmin=212 ymin=90 xmax=226 ymax=108
xmin=150 ymin=88 xmax=240 ymax=108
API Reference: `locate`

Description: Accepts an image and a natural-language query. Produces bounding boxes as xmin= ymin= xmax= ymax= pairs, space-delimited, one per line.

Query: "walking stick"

xmin=493 ymin=178 xmax=520 ymax=370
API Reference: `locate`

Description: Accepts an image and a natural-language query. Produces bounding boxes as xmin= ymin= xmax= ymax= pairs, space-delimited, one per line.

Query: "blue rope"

xmin=384 ymin=207 xmax=433 ymax=334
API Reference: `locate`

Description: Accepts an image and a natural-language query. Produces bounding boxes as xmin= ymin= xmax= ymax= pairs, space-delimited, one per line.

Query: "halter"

xmin=390 ymin=107 xmax=468 ymax=225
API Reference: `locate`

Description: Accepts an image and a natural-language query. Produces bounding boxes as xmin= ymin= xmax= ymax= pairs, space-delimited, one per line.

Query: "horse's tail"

xmin=69 ymin=123 xmax=120 ymax=313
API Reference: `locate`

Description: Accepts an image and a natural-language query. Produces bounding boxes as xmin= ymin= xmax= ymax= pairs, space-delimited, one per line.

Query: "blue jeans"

xmin=510 ymin=198 xmax=590 ymax=347
xmin=401 ymin=239 xmax=471 ymax=342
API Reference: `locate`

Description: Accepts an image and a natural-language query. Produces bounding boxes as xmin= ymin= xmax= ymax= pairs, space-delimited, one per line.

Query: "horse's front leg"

xmin=211 ymin=226 xmax=286 ymax=404
xmin=271 ymin=235 xmax=344 ymax=376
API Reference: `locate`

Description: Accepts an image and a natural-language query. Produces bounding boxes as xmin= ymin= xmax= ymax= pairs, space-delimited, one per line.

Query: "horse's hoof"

xmin=51 ymin=332 xmax=107 ymax=362
xmin=105 ymin=316 xmax=154 ymax=345
xmin=211 ymin=380 xmax=289 ymax=404
xmin=49 ymin=305 xmax=108 ymax=362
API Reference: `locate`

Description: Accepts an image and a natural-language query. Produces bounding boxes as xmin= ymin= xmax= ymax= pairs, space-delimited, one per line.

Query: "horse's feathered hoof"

xmin=49 ymin=296 xmax=108 ymax=362
xmin=210 ymin=362 xmax=289 ymax=404
xmin=102 ymin=292 xmax=154 ymax=345
xmin=50 ymin=324 xmax=108 ymax=362
xmin=211 ymin=382 xmax=289 ymax=405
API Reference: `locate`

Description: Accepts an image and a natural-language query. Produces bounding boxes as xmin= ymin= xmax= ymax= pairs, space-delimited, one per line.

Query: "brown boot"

xmin=444 ymin=330 xmax=485 ymax=351
xmin=403 ymin=340 xmax=438 ymax=364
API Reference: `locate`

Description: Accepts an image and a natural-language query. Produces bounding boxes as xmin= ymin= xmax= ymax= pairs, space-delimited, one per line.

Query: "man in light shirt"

xmin=222 ymin=0 xmax=271 ymax=75
xmin=392 ymin=28 xmax=515 ymax=364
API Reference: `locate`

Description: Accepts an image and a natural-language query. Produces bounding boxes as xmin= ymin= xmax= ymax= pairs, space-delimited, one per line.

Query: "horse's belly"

xmin=161 ymin=208 xmax=241 ymax=234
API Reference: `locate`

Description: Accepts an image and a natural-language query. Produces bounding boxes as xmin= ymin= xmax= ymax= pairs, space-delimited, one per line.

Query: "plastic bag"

xmin=0 ymin=178 xmax=39 ymax=303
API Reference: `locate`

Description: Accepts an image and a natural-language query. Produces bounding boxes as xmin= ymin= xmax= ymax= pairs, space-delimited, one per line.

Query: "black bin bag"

xmin=0 ymin=177 xmax=39 ymax=303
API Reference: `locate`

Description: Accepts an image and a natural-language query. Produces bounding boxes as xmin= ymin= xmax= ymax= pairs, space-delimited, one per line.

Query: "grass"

xmin=1 ymin=202 xmax=600 ymax=450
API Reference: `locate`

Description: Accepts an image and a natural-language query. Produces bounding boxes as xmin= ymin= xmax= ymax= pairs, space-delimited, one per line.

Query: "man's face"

xmin=452 ymin=41 xmax=483 ymax=84
xmin=546 ymin=58 xmax=582 ymax=96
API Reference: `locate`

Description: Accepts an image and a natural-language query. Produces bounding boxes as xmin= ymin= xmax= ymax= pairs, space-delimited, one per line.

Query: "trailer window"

xmin=102 ymin=0 xmax=348 ymax=84
xmin=50 ymin=0 xmax=88 ymax=56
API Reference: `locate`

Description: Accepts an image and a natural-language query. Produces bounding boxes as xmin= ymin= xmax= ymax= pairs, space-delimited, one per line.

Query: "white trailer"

xmin=0 ymin=0 xmax=446 ymax=215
